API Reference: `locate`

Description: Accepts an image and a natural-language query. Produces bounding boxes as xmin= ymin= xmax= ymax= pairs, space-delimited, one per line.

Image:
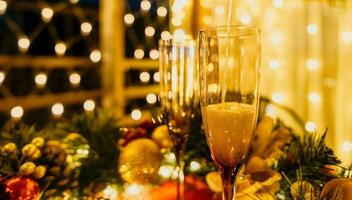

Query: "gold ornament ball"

xmin=119 ymin=138 xmax=161 ymax=184
xmin=151 ymin=125 xmax=173 ymax=148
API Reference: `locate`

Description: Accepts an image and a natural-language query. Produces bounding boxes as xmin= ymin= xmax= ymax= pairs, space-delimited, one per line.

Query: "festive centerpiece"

xmin=0 ymin=102 xmax=351 ymax=199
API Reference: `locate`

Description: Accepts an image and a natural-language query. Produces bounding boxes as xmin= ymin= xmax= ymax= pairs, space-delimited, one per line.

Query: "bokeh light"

xmin=83 ymin=99 xmax=96 ymax=111
xmin=157 ymin=7 xmax=167 ymax=17
xmin=140 ymin=72 xmax=150 ymax=83
xmin=51 ymin=103 xmax=64 ymax=117
xmin=124 ymin=13 xmax=135 ymax=25
xmin=55 ymin=42 xmax=67 ymax=56
xmin=90 ymin=49 xmax=102 ymax=63
xmin=134 ymin=49 xmax=145 ymax=59
xmin=11 ymin=106 xmax=24 ymax=119
xmin=81 ymin=22 xmax=93 ymax=35
xmin=131 ymin=109 xmax=142 ymax=121
xmin=18 ymin=36 xmax=30 ymax=52
xmin=41 ymin=7 xmax=54 ymax=22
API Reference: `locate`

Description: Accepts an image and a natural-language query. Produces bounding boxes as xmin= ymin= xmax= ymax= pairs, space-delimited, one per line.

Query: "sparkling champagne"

xmin=202 ymin=102 xmax=256 ymax=168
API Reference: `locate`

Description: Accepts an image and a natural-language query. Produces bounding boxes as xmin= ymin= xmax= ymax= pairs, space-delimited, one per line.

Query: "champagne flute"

xmin=198 ymin=26 xmax=261 ymax=200
xmin=159 ymin=39 xmax=198 ymax=200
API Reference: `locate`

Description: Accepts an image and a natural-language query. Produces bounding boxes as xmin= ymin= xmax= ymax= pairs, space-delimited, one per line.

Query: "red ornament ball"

xmin=150 ymin=176 xmax=214 ymax=200
xmin=1 ymin=177 xmax=40 ymax=200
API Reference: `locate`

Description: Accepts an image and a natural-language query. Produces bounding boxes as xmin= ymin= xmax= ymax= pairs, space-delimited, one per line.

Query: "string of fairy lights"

xmin=123 ymin=0 xmax=169 ymax=121
xmin=0 ymin=0 xmax=100 ymax=120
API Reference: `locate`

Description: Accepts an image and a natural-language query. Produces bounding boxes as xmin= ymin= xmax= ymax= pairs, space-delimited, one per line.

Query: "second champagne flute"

xmin=159 ymin=39 xmax=199 ymax=200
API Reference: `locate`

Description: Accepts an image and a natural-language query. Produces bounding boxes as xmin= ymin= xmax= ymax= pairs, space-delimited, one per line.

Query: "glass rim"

xmin=159 ymin=38 xmax=196 ymax=47
xmin=200 ymin=26 xmax=260 ymax=38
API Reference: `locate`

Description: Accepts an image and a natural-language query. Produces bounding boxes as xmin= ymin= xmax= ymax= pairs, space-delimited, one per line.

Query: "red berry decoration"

xmin=1 ymin=177 xmax=40 ymax=200
xmin=138 ymin=120 xmax=158 ymax=134
xmin=120 ymin=128 xmax=148 ymax=146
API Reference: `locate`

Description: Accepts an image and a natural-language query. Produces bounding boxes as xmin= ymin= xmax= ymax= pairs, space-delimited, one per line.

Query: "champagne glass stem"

xmin=220 ymin=167 xmax=236 ymax=200
xmin=175 ymin=143 xmax=186 ymax=200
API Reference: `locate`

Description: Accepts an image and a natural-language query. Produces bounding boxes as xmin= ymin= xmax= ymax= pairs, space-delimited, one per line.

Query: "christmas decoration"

xmin=320 ymin=178 xmax=352 ymax=200
xmin=119 ymin=138 xmax=161 ymax=184
xmin=151 ymin=125 xmax=173 ymax=149
xmin=0 ymin=102 xmax=351 ymax=199
xmin=150 ymin=176 xmax=213 ymax=200
xmin=1 ymin=177 xmax=40 ymax=200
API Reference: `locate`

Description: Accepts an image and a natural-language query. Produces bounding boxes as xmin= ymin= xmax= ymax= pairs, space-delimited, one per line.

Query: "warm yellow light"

xmin=131 ymin=109 xmax=142 ymax=121
xmin=158 ymin=165 xmax=173 ymax=178
xmin=306 ymin=58 xmax=319 ymax=70
xmin=272 ymin=92 xmax=284 ymax=103
xmin=141 ymin=0 xmax=151 ymax=11
xmin=69 ymin=72 xmax=81 ymax=85
xmin=240 ymin=14 xmax=252 ymax=25
xmin=305 ymin=121 xmax=316 ymax=132
xmin=202 ymin=15 xmax=213 ymax=25
xmin=307 ymin=24 xmax=319 ymax=35
xmin=11 ymin=106 xmax=24 ymax=119
xmin=341 ymin=31 xmax=352 ymax=43
xmin=341 ymin=141 xmax=352 ymax=152
xmin=165 ymin=152 xmax=176 ymax=163
xmin=207 ymin=63 xmax=215 ymax=72
xmin=18 ymin=36 xmax=30 ymax=52
xmin=126 ymin=184 xmax=141 ymax=196
xmin=265 ymin=104 xmax=277 ymax=118
xmin=190 ymin=161 xmax=201 ymax=172
xmin=271 ymin=32 xmax=283 ymax=45
xmin=215 ymin=6 xmax=225 ymax=16
xmin=172 ymin=17 xmax=182 ymax=26
xmin=207 ymin=84 xmax=219 ymax=93
xmin=55 ymin=42 xmax=67 ymax=56
xmin=161 ymin=31 xmax=171 ymax=40
xmin=272 ymin=0 xmax=284 ymax=8
xmin=157 ymin=6 xmax=167 ymax=17
xmin=70 ymin=0 xmax=79 ymax=4
xmin=103 ymin=185 xmax=118 ymax=200
xmin=153 ymin=72 xmax=160 ymax=82
xmin=51 ymin=103 xmax=64 ymax=117
xmin=134 ymin=49 xmax=144 ymax=59
xmin=140 ymin=72 xmax=150 ymax=83
xmin=124 ymin=13 xmax=135 ymax=25
xmin=41 ymin=7 xmax=54 ymax=22
xmin=0 ymin=71 xmax=5 ymax=84
xmin=83 ymin=99 xmax=95 ymax=111
xmin=35 ymin=73 xmax=47 ymax=87
xmin=173 ymin=29 xmax=185 ymax=40
xmin=145 ymin=26 xmax=155 ymax=37
xmin=200 ymin=0 xmax=211 ymax=8
xmin=172 ymin=0 xmax=187 ymax=13
xmin=81 ymin=22 xmax=92 ymax=35
xmin=146 ymin=93 xmax=157 ymax=104
xmin=90 ymin=49 xmax=101 ymax=63
xmin=269 ymin=59 xmax=281 ymax=70
xmin=323 ymin=78 xmax=336 ymax=88
xmin=149 ymin=49 xmax=159 ymax=60
xmin=308 ymin=92 xmax=320 ymax=103
xmin=0 ymin=0 xmax=7 ymax=15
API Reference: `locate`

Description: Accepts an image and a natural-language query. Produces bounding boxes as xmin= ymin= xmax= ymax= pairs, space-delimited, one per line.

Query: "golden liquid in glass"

xmin=202 ymin=102 xmax=256 ymax=167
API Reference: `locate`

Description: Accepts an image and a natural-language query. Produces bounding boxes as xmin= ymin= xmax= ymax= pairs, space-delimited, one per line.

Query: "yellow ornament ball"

xmin=151 ymin=125 xmax=173 ymax=149
xmin=119 ymin=138 xmax=161 ymax=184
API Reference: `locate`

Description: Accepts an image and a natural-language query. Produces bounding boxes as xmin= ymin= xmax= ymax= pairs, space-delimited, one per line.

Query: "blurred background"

xmin=0 ymin=0 xmax=351 ymax=164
